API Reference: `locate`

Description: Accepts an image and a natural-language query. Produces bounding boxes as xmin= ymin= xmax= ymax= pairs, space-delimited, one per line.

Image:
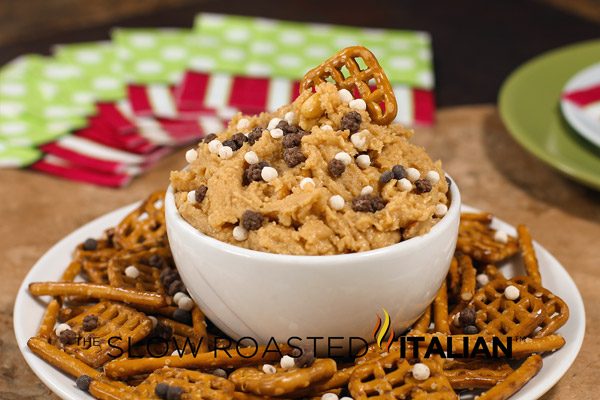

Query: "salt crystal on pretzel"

xmin=301 ymin=46 xmax=398 ymax=125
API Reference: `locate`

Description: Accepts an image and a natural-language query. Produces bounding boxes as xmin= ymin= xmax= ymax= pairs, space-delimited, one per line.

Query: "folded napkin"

xmin=0 ymin=14 xmax=438 ymax=187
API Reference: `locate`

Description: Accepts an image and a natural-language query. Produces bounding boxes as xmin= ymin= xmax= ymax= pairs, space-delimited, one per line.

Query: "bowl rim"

xmin=165 ymin=175 xmax=461 ymax=263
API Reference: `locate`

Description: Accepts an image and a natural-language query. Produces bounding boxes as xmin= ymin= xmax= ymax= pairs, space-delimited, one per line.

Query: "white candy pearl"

xmin=321 ymin=393 xmax=339 ymax=400
xmin=269 ymin=128 xmax=283 ymax=139
xmin=55 ymin=323 xmax=71 ymax=336
xmin=504 ymin=285 xmax=520 ymax=300
xmin=329 ymin=195 xmax=345 ymax=210
xmin=361 ymin=185 xmax=374 ymax=195
xmin=173 ymin=292 xmax=187 ymax=305
xmin=244 ymin=151 xmax=259 ymax=164
xmin=212 ymin=368 xmax=227 ymax=378
xmin=320 ymin=124 xmax=333 ymax=131
xmin=397 ymin=178 xmax=412 ymax=192
xmin=349 ymin=98 xmax=367 ymax=111
xmin=494 ymin=230 xmax=509 ymax=244
xmin=218 ymin=145 xmax=233 ymax=159
xmin=125 ymin=265 xmax=140 ymax=279
xmin=412 ymin=363 xmax=430 ymax=380
xmin=178 ymin=296 xmax=194 ymax=311
xmin=236 ymin=118 xmax=250 ymax=130
xmin=351 ymin=132 xmax=367 ymax=150
xmin=300 ymin=177 xmax=315 ymax=190
xmin=334 ymin=152 xmax=352 ymax=166
xmin=185 ymin=148 xmax=198 ymax=163
xmin=148 ymin=316 xmax=158 ymax=328
xmin=187 ymin=190 xmax=197 ymax=203
xmin=267 ymin=117 xmax=281 ymax=130
xmin=284 ymin=111 xmax=296 ymax=124
xmin=262 ymin=364 xmax=277 ymax=374
xmin=435 ymin=203 xmax=448 ymax=217
xmin=233 ymin=225 xmax=248 ymax=241
xmin=476 ymin=274 xmax=490 ymax=287
xmin=338 ymin=88 xmax=354 ymax=103
xmin=280 ymin=355 xmax=295 ymax=369
xmin=172 ymin=350 xmax=180 ymax=356
xmin=208 ymin=139 xmax=222 ymax=154
xmin=356 ymin=154 xmax=371 ymax=169
xmin=406 ymin=167 xmax=420 ymax=182
xmin=425 ymin=170 xmax=440 ymax=184
xmin=261 ymin=166 xmax=278 ymax=182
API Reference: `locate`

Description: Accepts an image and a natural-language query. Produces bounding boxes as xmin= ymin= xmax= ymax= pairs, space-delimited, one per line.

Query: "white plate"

xmin=560 ymin=62 xmax=600 ymax=148
xmin=13 ymin=203 xmax=585 ymax=400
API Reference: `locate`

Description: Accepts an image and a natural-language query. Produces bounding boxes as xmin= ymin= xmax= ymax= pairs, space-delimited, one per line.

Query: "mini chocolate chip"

xmin=155 ymin=382 xmax=169 ymax=399
xmin=294 ymin=344 xmax=316 ymax=368
xmin=340 ymin=111 xmax=362 ymax=133
xmin=76 ymin=375 xmax=92 ymax=392
xmin=203 ymin=133 xmax=217 ymax=143
xmin=82 ymin=315 xmax=99 ymax=331
xmin=148 ymin=254 xmax=165 ymax=268
xmin=283 ymin=147 xmax=306 ymax=167
xmin=167 ymin=385 xmax=184 ymax=400
xmin=463 ymin=324 xmax=479 ymax=334
xmin=247 ymin=127 xmax=264 ymax=145
xmin=241 ymin=210 xmax=264 ymax=231
xmin=414 ymin=179 xmax=432 ymax=194
xmin=168 ymin=280 xmax=186 ymax=296
xmin=59 ymin=329 xmax=77 ymax=345
xmin=82 ymin=238 xmax=97 ymax=251
xmin=392 ymin=165 xmax=407 ymax=180
xmin=276 ymin=120 xmax=300 ymax=135
xmin=379 ymin=171 xmax=394 ymax=184
xmin=160 ymin=268 xmax=178 ymax=287
xmin=222 ymin=139 xmax=239 ymax=151
xmin=152 ymin=322 xmax=173 ymax=341
xmin=195 ymin=185 xmax=208 ymax=202
xmin=173 ymin=309 xmax=192 ymax=325
xmin=231 ymin=133 xmax=248 ymax=148
xmin=328 ymin=159 xmax=346 ymax=178
xmin=244 ymin=161 xmax=269 ymax=184
xmin=282 ymin=133 xmax=303 ymax=148
xmin=351 ymin=195 xmax=386 ymax=212
xmin=459 ymin=307 xmax=477 ymax=326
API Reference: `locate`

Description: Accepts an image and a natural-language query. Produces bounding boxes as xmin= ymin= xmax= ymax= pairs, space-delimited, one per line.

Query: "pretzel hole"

xmin=355 ymin=57 xmax=369 ymax=72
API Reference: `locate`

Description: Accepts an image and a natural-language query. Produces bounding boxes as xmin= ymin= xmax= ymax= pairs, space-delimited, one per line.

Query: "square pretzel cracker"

xmin=457 ymin=213 xmax=519 ymax=264
xmin=348 ymin=351 xmax=457 ymax=399
xmin=90 ymin=367 xmax=235 ymax=400
xmin=301 ymin=46 xmax=397 ymax=125
xmin=51 ymin=301 xmax=153 ymax=368
xmin=114 ymin=190 xmax=168 ymax=250
xmin=108 ymin=247 xmax=173 ymax=295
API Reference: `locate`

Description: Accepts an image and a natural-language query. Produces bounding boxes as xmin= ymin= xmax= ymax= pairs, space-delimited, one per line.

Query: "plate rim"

xmin=498 ymin=39 xmax=600 ymax=190
xmin=560 ymin=62 xmax=600 ymax=148
xmin=13 ymin=203 xmax=586 ymax=400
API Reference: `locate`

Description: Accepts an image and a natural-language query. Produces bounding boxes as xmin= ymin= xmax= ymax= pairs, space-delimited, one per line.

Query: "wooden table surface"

xmin=1 ymin=105 xmax=598 ymax=399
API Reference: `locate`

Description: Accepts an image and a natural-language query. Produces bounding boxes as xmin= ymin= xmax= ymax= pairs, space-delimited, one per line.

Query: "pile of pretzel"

xmin=26 ymin=191 xmax=569 ymax=399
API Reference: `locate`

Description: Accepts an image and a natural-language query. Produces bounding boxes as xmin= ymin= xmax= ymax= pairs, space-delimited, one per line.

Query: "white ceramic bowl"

xmin=165 ymin=179 xmax=460 ymax=354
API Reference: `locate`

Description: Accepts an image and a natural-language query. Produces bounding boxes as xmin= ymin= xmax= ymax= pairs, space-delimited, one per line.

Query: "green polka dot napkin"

xmin=192 ymin=13 xmax=434 ymax=89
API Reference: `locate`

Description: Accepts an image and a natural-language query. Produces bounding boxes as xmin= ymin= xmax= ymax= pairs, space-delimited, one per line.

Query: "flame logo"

xmin=372 ymin=308 xmax=395 ymax=351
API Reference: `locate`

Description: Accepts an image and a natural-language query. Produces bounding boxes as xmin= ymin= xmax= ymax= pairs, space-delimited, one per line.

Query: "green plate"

xmin=499 ymin=39 xmax=600 ymax=190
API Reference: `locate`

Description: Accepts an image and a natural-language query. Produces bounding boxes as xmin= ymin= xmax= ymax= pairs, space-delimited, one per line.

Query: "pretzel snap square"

xmin=301 ymin=46 xmax=398 ymax=125
xmin=54 ymin=301 xmax=153 ymax=368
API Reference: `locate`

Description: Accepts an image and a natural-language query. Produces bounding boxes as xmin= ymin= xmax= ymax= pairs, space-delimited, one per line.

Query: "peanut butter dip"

xmin=170 ymin=83 xmax=449 ymax=255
